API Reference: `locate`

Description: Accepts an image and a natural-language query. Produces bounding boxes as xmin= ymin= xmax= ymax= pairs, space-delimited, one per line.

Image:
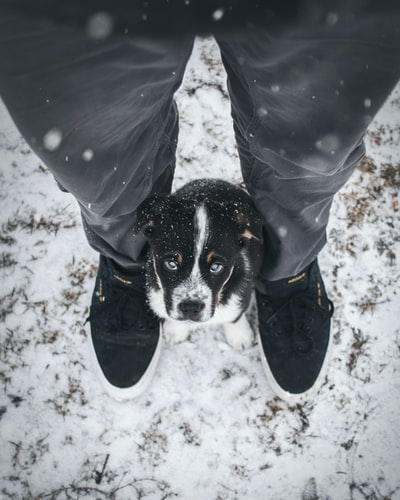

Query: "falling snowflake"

xmin=43 ymin=128 xmax=62 ymax=151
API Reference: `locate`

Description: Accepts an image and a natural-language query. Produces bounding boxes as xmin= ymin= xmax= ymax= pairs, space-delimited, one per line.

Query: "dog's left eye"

xmin=210 ymin=262 xmax=224 ymax=274
xmin=164 ymin=259 xmax=179 ymax=272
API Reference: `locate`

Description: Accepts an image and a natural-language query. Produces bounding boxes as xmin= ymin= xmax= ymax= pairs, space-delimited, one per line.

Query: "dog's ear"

xmin=234 ymin=204 xmax=264 ymax=246
xmin=134 ymin=195 xmax=171 ymax=238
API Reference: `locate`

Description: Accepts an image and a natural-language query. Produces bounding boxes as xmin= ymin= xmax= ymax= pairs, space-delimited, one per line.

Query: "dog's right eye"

xmin=164 ymin=259 xmax=179 ymax=272
xmin=210 ymin=262 xmax=224 ymax=274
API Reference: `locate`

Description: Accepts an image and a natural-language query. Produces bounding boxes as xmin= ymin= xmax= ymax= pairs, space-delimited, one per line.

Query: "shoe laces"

xmin=261 ymin=292 xmax=334 ymax=354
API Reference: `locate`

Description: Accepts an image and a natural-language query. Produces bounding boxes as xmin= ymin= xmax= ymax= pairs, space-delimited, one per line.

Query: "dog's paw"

xmin=162 ymin=319 xmax=191 ymax=345
xmin=223 ymin=314 xmax=254 ymax=351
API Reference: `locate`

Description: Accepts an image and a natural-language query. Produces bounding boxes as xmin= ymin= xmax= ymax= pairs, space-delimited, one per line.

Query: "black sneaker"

xmin=256 ymin=260 xmax=334 ymax=403
xmin=87 ymin=256 xmax=161 ymax=400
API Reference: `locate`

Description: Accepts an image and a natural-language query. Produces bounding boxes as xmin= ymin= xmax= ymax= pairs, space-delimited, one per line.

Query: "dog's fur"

xmin=135 ymin=179 xmax=263 ymax=350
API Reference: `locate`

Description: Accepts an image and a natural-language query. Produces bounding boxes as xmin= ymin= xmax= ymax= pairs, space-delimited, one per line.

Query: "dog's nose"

xmin=178 ymin=300 xmax=205 ymax=320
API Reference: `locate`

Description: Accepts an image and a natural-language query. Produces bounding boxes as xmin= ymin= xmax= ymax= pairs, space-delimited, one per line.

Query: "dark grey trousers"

xmin=1 ymin=4 xmax=399 ymax=280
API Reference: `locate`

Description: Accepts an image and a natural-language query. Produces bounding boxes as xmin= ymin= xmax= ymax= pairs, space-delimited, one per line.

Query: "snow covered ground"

xmin=1 ymin=36 xmax=399 ymax=499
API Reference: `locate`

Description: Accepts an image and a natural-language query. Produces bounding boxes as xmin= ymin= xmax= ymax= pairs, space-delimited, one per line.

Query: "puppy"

xmin=135 ymin=179 xmax=263 ymax=350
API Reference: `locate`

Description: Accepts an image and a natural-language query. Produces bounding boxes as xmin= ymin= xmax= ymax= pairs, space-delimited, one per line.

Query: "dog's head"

xmin=135 ymin=182 xmax=263 ymax=323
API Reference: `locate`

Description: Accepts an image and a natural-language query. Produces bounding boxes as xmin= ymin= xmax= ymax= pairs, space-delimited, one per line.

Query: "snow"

xmin=1 ymin=36 xmax=400 ymax=499
xmin=86 ymin=13 xmax=114 ymax=40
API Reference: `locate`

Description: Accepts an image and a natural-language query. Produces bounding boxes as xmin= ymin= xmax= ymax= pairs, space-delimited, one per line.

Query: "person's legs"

xmin=217 ymin=2 xmax=400 ymax=401
xmin=0 ymin=8 xmax=194 ymax=271
xmin=217 ymin=2 xmax=400 ymax=280
xmin=0 ymin=7 xmax=194 ymax=398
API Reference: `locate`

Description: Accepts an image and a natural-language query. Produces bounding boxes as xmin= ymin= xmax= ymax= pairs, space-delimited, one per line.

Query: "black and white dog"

xmin=135 ymin=179 xmax=263 ymax=350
